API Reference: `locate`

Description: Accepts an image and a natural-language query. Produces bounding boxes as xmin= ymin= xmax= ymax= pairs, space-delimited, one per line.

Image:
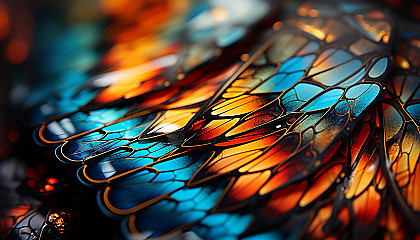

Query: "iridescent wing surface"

xmin=56 ymin=1 xmax=398 ymax=239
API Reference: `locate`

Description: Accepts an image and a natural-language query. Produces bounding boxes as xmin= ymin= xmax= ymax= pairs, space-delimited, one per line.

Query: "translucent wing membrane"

xmin=23 ymin=0 xmax=420 ymax=239
xmin=301 ymin=27 xmax=420 ymax=240
xmin=380 ymin=33 xmax=420 ymax=229
xmin=303 ymin=110 xmax=386 ymax=239
xmin=181 ymin=0 xmax=393 ymax=199
xmin=48 ymin=1 xmax=397 ymax=239
xmin=37 ymin=65 xmax=239 ymax=145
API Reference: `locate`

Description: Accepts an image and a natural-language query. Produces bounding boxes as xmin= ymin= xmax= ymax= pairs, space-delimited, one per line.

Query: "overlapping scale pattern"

xmin=17 ymin=0 xmax=420 ymax=239
xmin=381 ymin=34 xmax=420 ymax=229
xmin=34 ymin=1 xmax=398 ymax=239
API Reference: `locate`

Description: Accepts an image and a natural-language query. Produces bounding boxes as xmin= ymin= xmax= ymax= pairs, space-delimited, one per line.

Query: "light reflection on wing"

xmin=22 ymin=0 xmax=420 ymax=239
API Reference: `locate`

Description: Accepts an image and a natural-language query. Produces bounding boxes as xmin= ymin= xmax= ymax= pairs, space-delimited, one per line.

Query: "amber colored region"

xmin=404 ymin=156 xmax=420 ymax=212
xmin=227 ymin=171 xmax=270 ymax=202
xmin=353 ymin=186 xmax=381 ymax=225
xmin=380 ymin=203 xmax=406 ymax=240
xmin=350 ymin=123 xmax=370 ymax=166
xmin=94 ymin=69 xmax=160 ymax=103
xmin=48 ymin=212 xmax=67 ymax=233
xmin=165 ymin=85 xmax=217 ymax=109
xmin=92 ymin=0 xmax=193 ymax=104
xmin=266 ymin=181 xmax=306 ymax=215
xmin=226 ymin=109 xmax=277 ymax=137
xmin=209 ymin=150 xmax=261 ymax=175
xmin=206 ymin=134 xmax=279 ymax=174
xmin=46 ymin=177 xmax=58 ymax=185
xmin=165 ymin=65 xmax=240 ymax=109
xmin=299 ymin=164 xmax=342 ymax=207
xmin=149 ymin=108 xmax=200 ymax=133
xmin=307 ymin=203 xmax=350 ymax=239
xmin=240 ymin=134 xmax=299 ymax=173
xmin=44 ymin=184 xmax=54 ymax=191
xmin=212 ymin=95 xmax=270 ymax=117
xmin=259 ymin=159 xmax=308 ymax=195
xmin=100 ymin=0 xmax=131 ymax=15
xmin=100 ymin=0 xmax=186 ymax=68
xmin=308 ymin=205 xmax=335 ymax=239
xmin=5 ymin=205 xmax=31 ymax=218
xmin=345 ymin=153 xmax=378 ymax=199
xmin=194 ymin=119 xmax=239 ymax=141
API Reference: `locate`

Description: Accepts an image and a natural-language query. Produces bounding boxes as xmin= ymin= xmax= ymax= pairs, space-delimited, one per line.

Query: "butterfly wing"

xmin=74 ymin=1 xmax=397 ymax=239
xmin=24 ymin=0 xmax=415 ymax=239
xmin=380 ymin=30 xmax=420 ymax=230
xmin=304 ymin=22 xmax=420 ymax=240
